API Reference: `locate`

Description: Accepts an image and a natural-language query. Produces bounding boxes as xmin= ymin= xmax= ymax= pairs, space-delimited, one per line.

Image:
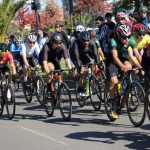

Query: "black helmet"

xmin=0 ymin=43 xmax=8 ymax=52
xmin=51 ymin=32 xmax=62 ymax=43
xmin=79 ymin=31 xmax=91 ymax=41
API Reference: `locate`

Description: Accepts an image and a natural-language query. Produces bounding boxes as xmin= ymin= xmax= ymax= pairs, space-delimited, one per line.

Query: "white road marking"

xmin=19 ymin=126 xmax=68 ymax=146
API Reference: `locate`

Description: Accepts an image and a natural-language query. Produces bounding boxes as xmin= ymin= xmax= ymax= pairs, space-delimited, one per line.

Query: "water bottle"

xmin=117 ymin=82 xmax=122 ymax=96
xmin=7 ymin=89 xmax=11 ymax=99
xmin=54 ymin=82 xmax=59 ymax=90
xmin=84 ymin=77 xmax=89 ymax=96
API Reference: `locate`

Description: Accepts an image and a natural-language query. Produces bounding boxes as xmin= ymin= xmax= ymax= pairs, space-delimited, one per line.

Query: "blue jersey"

xmin=10 ymin=42 xmax=25 ymax=54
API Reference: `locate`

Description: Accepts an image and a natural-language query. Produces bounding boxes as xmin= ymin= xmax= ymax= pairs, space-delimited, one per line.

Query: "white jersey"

xmin=21 ymin=42 xmax=40 ymax=58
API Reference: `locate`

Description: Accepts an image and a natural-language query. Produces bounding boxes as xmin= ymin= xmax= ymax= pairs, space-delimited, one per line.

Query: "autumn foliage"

xmin=75 ymin=0 xmax=112 ymax=13
xmin=13 ymin=0 xmax=63 ymax=31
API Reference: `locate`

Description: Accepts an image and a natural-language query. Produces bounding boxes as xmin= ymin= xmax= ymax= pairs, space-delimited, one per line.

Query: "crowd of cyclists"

xmin=0 ymin=5 xmax=150 ymax=125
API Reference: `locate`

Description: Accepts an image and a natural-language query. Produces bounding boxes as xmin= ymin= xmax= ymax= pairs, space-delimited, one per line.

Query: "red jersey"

xmin=0 ymin=51 xmax=14 ymax=66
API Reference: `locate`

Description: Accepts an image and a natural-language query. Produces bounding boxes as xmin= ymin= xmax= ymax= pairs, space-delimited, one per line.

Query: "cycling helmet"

xmin=0 ymin=43 xmax=8 ymax=52
xmin=75 ymin=25 xmax=85 ymax=32
xmin=147 ymin=23 xmax=150 ymax=33
xmin=15 ymin=36 xmax=22 ymax=42
xmin=116 ymin=25 xmax=131 ymax=37
xmin=79 ymin=31 xmax=91 ymax=41
xmin=133 ymin=23 xmax=146 ymax=35
xmin=51 ymin=32 xmax=62 ymax=43
xmin=116 ymin=8 xmax=127 ymax=13
xmin=116 ymin=12 xmax=126 ymax=18
xmin=139 ymin=5 xmax=148 ymax=12
xmin=27 ymin=34 xmax=37 ymax=42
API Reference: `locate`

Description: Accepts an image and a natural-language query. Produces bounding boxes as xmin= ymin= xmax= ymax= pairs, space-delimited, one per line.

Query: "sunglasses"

xmin=0 ymin=50 xmax=6 ymax=53
xmin=29 ymin=41 xmax=35 ymax=44
xmin=121 ymin=35 xmax=131 ymax=40
xmin=118 ymin=18 xmax=125 ymax=20
xmin=83 ymin=40 xmax=90 ymax=43
xmin=140 ymin=11 xmax=146 ymax=14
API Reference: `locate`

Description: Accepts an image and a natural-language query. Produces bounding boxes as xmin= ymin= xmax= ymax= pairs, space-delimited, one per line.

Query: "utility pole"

xmin=31 ymin=0 xmax=41 ymax=31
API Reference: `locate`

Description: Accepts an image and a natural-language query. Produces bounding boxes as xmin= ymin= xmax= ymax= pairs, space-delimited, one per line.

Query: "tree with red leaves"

xmin=13 ymin=0 xmax=63 ymax=31
xmin=75 ymin=0 xmax=112 ymax=14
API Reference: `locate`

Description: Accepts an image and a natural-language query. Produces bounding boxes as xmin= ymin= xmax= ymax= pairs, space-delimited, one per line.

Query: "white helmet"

xmin=147 ymin=23 xmax=150 ymax=33
xmin=75 ymin=25 xmax=85 ymax=32
xmin=15 ymin=35 xmax=22 ymax=42
xmin=27 ymin=34 xmax=37 ymax=42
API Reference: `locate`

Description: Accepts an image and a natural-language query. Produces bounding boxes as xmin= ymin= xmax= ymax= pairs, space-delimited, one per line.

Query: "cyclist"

xmin=69 ymin=24 xmax=85 ymax=65
xmin=138 ymin=5 xmax=148 ymax=26
xmin=20 ymin=34 xmax=40 ymax=83
xmin=0 ymin=43 xmax=16 ymax=76
xmin=146 ymin=23 xmax=150 ymax=35
xmin=108 ymin=25 xmax=138 ymax=119
xmin=70 ymin=31 xmax=100 ymax=96
xmin=10 ymin=35 xmax=24 ymax=63
xmin=39 ymin=32 xmax=72 ymax=93
xmin=132 ymin=23 xmax=150 ymax=64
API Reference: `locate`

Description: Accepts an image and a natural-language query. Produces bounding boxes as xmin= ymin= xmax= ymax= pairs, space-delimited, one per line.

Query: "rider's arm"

xmin=43 ymin=61 xmax=50 ymax=74
xmin=91 ymin=41 xmax=100 ymax=63
xmin=112 ymin=49 xmax=124 ymax=69
xmin=128 ymin=46 xmax=141 ymax=68
xmin=34 ymin=42 xmax=41 ymax=58
xmin=133 ymin=47 xmax=142 ymax=63
xmin=8 ymin=53 xmax=16 ymax=75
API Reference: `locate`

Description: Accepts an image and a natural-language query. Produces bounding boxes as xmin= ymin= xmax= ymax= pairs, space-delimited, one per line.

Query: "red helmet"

xmin=133 ymin=23 xmax=146 ymax=35
xmin=116 ymin=12 xmax=126 ymax=18
xmin=116 ymin=25 xmax=131 ymax=37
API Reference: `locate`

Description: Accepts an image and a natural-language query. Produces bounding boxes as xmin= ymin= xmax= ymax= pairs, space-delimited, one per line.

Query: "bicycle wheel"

xmin=43 ymin=84 xmax=54 ymax=117
xmin=58 ymin=82 xmax=72 ymax=121
xmin=5 ymin=85 xmax=16 ymax=120
xmin=22 ymin=78 xmax=33 ymax=103
xmin=146 ymin=89 xmax=150 ymax=120
xmin=0 ymin=87 xmax=4 ymax=117
xmin=35 ymin=75 xmax=44 ymax=105
xmin=89 ymin=76 xmax=102 ymax=111
xmin=104 ymin=81 xmax=117 ymax=122
xmin=75 ymin=76 xmax=87 ymax=107
xmin=126 ymin=82 xmax=146 ymax=127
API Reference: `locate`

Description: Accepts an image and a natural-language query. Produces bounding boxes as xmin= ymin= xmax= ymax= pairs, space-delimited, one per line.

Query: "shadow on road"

xmin=65 ymin=130 xmax=150 ymax=149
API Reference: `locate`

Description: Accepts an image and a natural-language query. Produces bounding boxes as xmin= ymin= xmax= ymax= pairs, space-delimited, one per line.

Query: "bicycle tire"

xmin=146 ymin=89 xmax=150 ymax=120
xmin=35 ymin=75 xmax=44 ymax=105
xmin=5 ymin=85 xmax=16 ymax=120
xmin=75 ymin=76 xmax=87 ymax=108
xmin=22 ymin=78 xmax=33 ymax=103
xmin=43 ymin=84 xmax=54 ymax=117
xmin=58 ymin=82 xmax=72 ymax=121
xmin=126 ymin=82 xmax=146 ymax=127
xmin=89 ymin=75 xmax=102 ymax=111
xmin=104 ymin=81 xmax=117 ymax=122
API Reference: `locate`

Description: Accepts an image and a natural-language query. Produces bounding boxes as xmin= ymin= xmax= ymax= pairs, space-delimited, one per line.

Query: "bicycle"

xmin=75 ymin=63 xmax=102 ymax=111
xmin=43 ymin=69 xmax=72 ymax=121
xmin=22 ymin=66 xmax=44 ymax=104
xmin=0 ymin=73 xmax=16 ymax=120
xmin=104 ymin=68 xmax=146 ymax=127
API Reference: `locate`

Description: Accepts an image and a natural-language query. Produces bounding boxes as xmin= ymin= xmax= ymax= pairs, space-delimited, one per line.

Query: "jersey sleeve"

xmin=111 ymin=38 xmax=117 ymax=49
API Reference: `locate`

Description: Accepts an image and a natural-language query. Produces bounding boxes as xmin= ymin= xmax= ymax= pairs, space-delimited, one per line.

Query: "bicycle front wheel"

xmin=126 ymin=82 xmax=146 ymax=127
xmin=145 ymin=89 xmax=150 ymax=121
xmin=89 ymin=76 xmax=102 ymax=111
xmin=58 ymin=82 xmax=72 ymax=121
xmin=5 ymin=85 xmax=16 ymax=120
xmin=43 ymin=84 xmax=55 ymax=117
xmin=35 ymin=75 xmax=44 ymax=105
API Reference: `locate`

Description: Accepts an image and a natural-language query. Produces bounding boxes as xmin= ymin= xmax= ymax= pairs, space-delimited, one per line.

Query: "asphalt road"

xmin=0 ymin=85 xmax=150 ymax=150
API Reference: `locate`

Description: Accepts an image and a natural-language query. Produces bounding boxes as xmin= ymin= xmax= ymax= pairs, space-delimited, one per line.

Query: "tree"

xmin=13 ymin=0 xmax=63 ymax=31
xmin=113 ymin=0 xmax=150 ymax=12
xmin=0 ymin=0 xmax=25 ymax=35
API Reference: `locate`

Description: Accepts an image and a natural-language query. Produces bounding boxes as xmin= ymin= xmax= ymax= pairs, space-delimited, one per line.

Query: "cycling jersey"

xmin=0 ymin=51 xmax=14 ymax=66
xmin=110 ymin=37 xmax=136 ymax=59
xmin=21 ymin=42 xmax=40 ymax=58
xmin=131 ymin=35 xmax=150 ymax=51
xmin=70 ymin=39 xmax=99 ymax=67
xmin=39 ymin=42 xmax=69 ymax=70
